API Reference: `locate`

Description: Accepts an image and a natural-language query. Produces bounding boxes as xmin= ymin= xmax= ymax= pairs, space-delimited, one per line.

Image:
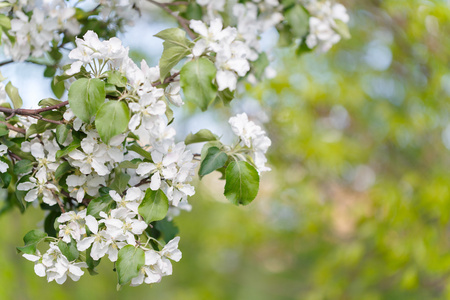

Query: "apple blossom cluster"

xmin=64 ymin=31 xmax=195 ymax=211
xmin=4 ymin=31 xmax=196 ymax=286
xmin=4 ymin=30 xmax=273 ymax=286
xmin=22 ymin=210 xmax=181 ymax=286
xmin=21 ymin=207 xmax=181 ymax=285
xmin=96 ymin=0 xmax=142 ymax=27
xmin=302 ymin=0 xmax=350 ymax=52
xmin=0 ymin=0 xmax=351 ymax=289
xmin=23 ymin=242 xmax=88 ymax=284
xmin=191 ymin=1 xmax=283 ymax=90
xmin=1 ymin=0 xmax=80 ymax=61
xmin=192 ymin=0 xmax=349 ymax=90
xmin=229 ymin=113 xmax=271 ymax=174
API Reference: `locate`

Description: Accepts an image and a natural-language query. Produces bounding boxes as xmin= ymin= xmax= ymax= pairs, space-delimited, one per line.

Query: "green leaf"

xmin=165 ymin=106 xmax=174 ymax=125
xmin=0 ymin=14 xmax=11 ymax=30
xmin=51 ymin=78 xmax=65 ymax=99
xmin=5 ymin=82 xmax=22 ymax=109
xmin=277 ymin=26 xmax=295 ymax=48
xmin=186 ymin=3 xmax=203 ymax=19
xmin=13 ymin=159 xmax=33 ymax=175
xmin=117 ymin=245 xmax=145 ymax=285
xmin=138 ymin=189 xmax=169 ymax=224
xmin=224 ymin=161 xmax=260 ymax=206
xmin=217 ymin=88 xmax=235 ymax=106
xmin=55 ymin=161 xmax=72 ymax=180
xmin=17 ymin=230 xmax=47 ymax=254
xmin=0 ymin=172 xmax=11 ymax=188
xmin=185 ymin=129 xmax=218 ymax=145
xmin=44 ymin=211 xmax=60 ymax=237
xmin=99 ymin=187 xmax=112 ymax=196
xmin=296 ymin=38 xmax=313 ymax=56
xmin=58 ymin=239 xmax=79 ymax=261
xmin=180 ymin=58 xmax=217 ymax=111
xmin=95 ymin=101 xmax=130 ymax=144
xmin=285 ymin=4 xmax=309 ymax=38
xmin=106 ymin=70 xmax=127 ymax=87
xmin=86 ymin=247 xmax=101 ymax=273
xmin=0 ymin=2 xmax=13 ymax=9
xmin=68 ymin=78 xmax=106 ymax=123
xmin=334 ymin=19 xmax=351 ymax=39
xmin=154 ymin=218 xmax=179 ymax=244
xmin=252 ymin=52 xmax=270 ymax=80
xmin=14 ymin=175 xmax=30 ymax=212
xmin=281 ymin=0 xmax=296 ymax=6
xmin=127 ymin=143 xmax=153 ymax=161
xmin=155 ymin=27 xmax=191 ymax=44
xmin=155 ymin=28 xmax=193 ymax=81
xmin=105 ymin=83 xmax=121 ymax=97
xmin=201 ymin=141 xmax=224 ymax=161
xmin=38 ymin=98 xmax=62 ymax=107
xmin=44 ymin=66 xmax=56 ymax=78
xmin=118 ymin=160 xmax=141 ymax=169
xmin=199 ymin=147 xmax=228 ymax=177
xmin=56 ymin=124 xmax=70 ymax=144
xmin=87 ymin=194 xmax=116 ymax=219
xmin=49 ymin=47 xmax=62 ymax=62
xmin=56 ymin=138 xmax=80 ymax=159
xmin=0 ymin=122 xmax=8 ymax=137
xmin=25 ymin=124 xmax=38 ymax=139
xmin=111 ymin=171 xmax=131 ymax=194
xmin=54 ymin=66 xmax=80 ymax=84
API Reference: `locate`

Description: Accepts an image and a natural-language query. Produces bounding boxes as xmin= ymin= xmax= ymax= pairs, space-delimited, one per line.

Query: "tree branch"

xmin=0 ymin=69 xmax=179 ymax=131
xmin=54 ymin=192 xmax=66 ymax=213
xmin=0 ymin=101 xmax=68 ymax=116
xmin=7 ymin=150 xmax=22 ymax=162
xmin=153 ymin=71 xmax=180 ymax=86
xmin=28 ymin=114 xmax=65 ymax=125
xmin=0 ymin=60 xmax=13 ymax=67
xmin=0 ymin=120 xmax=25 ymax=134
xmin=146 ymin=0 xmax=196 ymax=39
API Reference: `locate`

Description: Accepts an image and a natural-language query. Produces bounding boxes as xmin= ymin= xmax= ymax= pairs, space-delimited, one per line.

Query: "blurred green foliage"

xmin=2 ymin=0 xmax=450 ymax=299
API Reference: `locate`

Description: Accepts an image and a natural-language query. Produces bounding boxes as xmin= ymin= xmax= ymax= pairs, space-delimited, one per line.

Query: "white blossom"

xmin=0 ymin=144 xmax=9 ymax=173
xmin=17 ymin=168 xmax=59 ymax=205
xmin=229 ymin=113 xmax=271 ymax=173
xmin=68 ymin=135 xmax=110 ymax=176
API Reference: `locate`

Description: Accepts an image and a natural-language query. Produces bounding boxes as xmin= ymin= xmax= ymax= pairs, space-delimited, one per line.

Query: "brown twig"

xmin=28 ymin=114 xmax=65 ymax=125
xmin=0 ymin=60 xmax=13 ymax=67
xmin=0 ymin=101 xmax=68 ymax=116
xmin=152 ymin=71 xmax=180 ymax=86
xmin=7 ymin=150 xmax=22 ymax=163
xmin=136 ymin=178 xmax=151 ymax=187
xmin=53 ymin=191 xmax=66 ymax=213
xmin=146 ymin=0 xmax=196 ymax=39
xmin=0 ymin=101 xmax=67 ymax=129
xmin=0 ymin=120 xmax=25 ymax=134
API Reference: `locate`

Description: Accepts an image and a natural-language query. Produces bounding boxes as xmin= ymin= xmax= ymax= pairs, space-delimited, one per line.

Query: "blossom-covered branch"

xmin=0 ymin=0 xmax=350 ymax=289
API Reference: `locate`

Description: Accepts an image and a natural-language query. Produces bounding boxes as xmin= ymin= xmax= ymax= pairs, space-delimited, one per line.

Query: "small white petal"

xmin=85 ymin=215 xmax=98 ymax=234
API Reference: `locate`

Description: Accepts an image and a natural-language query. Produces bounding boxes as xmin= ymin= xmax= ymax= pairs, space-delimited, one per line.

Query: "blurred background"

xmin=3 ymin=0 xmax=450 ymax=299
